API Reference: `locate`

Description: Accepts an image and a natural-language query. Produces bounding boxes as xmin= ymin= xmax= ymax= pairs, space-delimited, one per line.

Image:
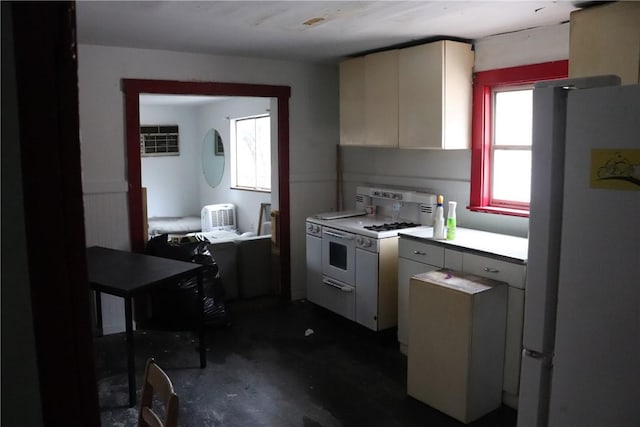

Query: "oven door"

xmin=316 ymin=276 xmax=355 ymax=321
xmin=321 ymin=227 xmax=356 ymax=285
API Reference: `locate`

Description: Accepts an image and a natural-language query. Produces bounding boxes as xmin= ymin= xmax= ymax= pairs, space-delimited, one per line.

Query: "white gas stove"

xmin=305 ymin=186 xmax=437 ymax=332
xmin=307 ymin=213 xmax=428 ymax=240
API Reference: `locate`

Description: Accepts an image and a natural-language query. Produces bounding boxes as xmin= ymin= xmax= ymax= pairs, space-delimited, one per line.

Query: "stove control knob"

xmin=356 ymin=236 xmax=364 ymax=246
xmin=361 ymin=237 xmax=372 ymax=248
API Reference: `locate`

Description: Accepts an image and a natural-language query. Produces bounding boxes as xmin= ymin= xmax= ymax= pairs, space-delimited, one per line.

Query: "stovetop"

xmin=307 ymin=214 xmax=428 ymax=239
xmin=363 ymin=222 xmax=421 ymax=232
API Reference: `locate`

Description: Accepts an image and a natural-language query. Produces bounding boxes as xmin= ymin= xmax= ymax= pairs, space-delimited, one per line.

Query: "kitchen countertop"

xmin=399 ymin=227 xmax=528 ymax=263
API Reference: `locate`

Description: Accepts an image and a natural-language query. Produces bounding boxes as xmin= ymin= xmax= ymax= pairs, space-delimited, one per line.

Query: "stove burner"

xmin=363 ymin=222 xmax=421 ymax=232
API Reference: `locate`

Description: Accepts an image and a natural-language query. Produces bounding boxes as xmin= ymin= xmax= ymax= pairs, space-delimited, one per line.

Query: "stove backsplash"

xmin=355 ymin=186 xmax=437 ymax=226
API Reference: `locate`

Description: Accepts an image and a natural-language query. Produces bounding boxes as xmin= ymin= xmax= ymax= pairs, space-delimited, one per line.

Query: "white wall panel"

xmin=83 ymin=189 xmax=130 ymax=333
xmin=474 ymin=23 xmax=569 ymax=72
xmin=140 ymin=105 xmax=201 ymax=217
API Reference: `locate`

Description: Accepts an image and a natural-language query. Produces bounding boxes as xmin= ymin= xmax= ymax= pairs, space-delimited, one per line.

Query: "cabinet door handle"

xmin=413 ymin=250 xmax=426 ymax=255
xmin=483 ymin=267 xmax=500 ymax=273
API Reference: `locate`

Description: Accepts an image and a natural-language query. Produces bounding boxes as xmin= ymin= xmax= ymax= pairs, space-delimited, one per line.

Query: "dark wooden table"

xmin=87 ymin=246 xmax=206 ymax=407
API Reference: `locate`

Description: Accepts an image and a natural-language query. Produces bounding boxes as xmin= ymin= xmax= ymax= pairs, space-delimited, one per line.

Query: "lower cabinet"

xmin=398 ymin=238 xmax=444 ymax=354
xmin=398 ymin=236 xmax=527 ymax=409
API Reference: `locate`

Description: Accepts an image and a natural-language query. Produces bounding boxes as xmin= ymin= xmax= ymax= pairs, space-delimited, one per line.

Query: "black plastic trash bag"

xmin=136 ymin=234 xmax=230 ymax=330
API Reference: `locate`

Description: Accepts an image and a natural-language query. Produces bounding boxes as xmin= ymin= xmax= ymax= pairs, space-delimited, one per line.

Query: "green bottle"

xmin=446 ymin=201 xmax=457 ymax=240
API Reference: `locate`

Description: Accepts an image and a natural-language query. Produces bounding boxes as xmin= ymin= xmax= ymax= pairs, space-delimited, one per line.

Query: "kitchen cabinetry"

xmin=356 ymin=237 xmax=399 ymax=331
xmin=399 ymin=40 xmax=474 ymax=149
xmin=397 ymin=230 xmax=527 ymax=409
xmin=397 ymin=238 xmax=444 ymax=354
xmin=569 ymin=2 xmax=640 ymax=84
xmin=339 ymin=56 xmax=365 ymax=146
xmin=364 ymin=50 xmax=399 ymax=147
xmin=339 ymin=40 xmax=473 ymax=149
xmin=339 ymin=50 xmax=398 ymax=147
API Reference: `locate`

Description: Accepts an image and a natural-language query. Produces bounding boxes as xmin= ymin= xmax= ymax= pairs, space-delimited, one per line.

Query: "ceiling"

xmin=76 ymin=1 xmax=582 ymax=65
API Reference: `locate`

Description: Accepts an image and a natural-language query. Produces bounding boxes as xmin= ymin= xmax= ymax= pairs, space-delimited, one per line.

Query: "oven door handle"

xmin=322 ymin=278 xmax=354 ymax=292
xmin=322 ymin=230 xmax=354 ymax=240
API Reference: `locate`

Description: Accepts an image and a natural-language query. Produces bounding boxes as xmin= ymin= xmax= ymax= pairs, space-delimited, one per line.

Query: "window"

xmin=140 ymin=125 xmax=179 ymax=156
xmin=230 ymin=115 xmax=271 ymax=191
xmin=469 ymin=60 xmax=568 ymax=217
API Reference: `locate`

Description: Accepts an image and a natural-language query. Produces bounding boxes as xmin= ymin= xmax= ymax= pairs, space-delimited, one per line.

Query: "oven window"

xmin=329 ymin=242 xmax=347 ymax=270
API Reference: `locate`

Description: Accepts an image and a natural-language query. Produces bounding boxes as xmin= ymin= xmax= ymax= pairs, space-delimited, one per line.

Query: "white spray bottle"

xmin=434 ymin=195 xmax=445 ymax=240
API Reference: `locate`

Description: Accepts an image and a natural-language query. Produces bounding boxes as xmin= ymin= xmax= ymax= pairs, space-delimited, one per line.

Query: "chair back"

xmin=138 ymin=358 xmax=179 ymax=427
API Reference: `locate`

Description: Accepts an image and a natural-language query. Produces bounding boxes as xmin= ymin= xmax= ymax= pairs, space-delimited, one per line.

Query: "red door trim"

xmin=123 ymin=79 xmax=292 ymax=300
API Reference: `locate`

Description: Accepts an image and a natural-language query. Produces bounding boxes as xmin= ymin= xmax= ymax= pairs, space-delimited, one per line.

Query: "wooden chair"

xmin=138 ymin=358 xmax=179 ymax=427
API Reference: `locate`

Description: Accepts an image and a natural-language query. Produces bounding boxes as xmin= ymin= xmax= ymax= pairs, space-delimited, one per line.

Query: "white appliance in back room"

xmin=518 ymin=76 xmax=640 ymax=427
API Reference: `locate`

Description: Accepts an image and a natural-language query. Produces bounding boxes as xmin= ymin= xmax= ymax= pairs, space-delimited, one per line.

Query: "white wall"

xmin=140 ymin=105 xmax=202 ymax=217
xmin=78 ymin=45 xmax=339 ymax=332
xmin=340 ymin=23 xmax=570 ymax=238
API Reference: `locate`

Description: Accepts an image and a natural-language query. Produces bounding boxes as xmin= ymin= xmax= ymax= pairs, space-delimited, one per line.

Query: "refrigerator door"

xmin=548 ymin=84 xmax=640 ymax=427
xmin=522 ymin=85 xmax=568 ymax=355
xmin=518 ymin=352 xmax=552 ymax=427
xmin=518 ymin=85 xmax=570 ymax=427
xmin=518 ymin=76 xmax=626 ymax=427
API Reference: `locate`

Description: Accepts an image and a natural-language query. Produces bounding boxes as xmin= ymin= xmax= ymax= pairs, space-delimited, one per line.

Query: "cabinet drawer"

xmin=444 ymin=249 xmax=463 ymax=270
xmin=462 ymin=253 xmax=526 ymax=289
xmin=399 ymin=239 xmax=444 ymax=267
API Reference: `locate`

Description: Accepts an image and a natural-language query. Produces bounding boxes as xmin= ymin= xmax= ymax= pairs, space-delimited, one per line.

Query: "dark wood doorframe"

xmin=122 ymin=79 xmax=292 ymax=300
xmin=8 ymin=2 xmax=101 ymax=425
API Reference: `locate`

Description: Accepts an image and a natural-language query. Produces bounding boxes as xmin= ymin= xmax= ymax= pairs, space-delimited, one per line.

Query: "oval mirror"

xmin=202 ymin=128 xmax=225 ymax=188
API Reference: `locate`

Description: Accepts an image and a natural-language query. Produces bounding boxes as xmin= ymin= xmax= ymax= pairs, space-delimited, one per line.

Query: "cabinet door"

xmin=364 ymin=49 xmax=398 ymax=147
xmin=569 ymin=2 xmax=640 ymax=84
xmin=339 ymin=57 xmax=365 ymax=146
xmin=355 ymin=248 xmax=379 ymax=331
xmin=399 ymin=42 xmax=443 ymax=149
xmin=399 ymin=40 xmax=473 ymax=149
xmin=397 ymin=257 xmax=439 ymax=353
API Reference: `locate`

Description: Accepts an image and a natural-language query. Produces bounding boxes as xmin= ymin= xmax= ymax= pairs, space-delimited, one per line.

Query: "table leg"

xmin=95 ymin=290 xmax=103 ymax=336
xmin=125 ymin=296 xmax=136 ymax=407
xmin=197 ymin=269 xmax=206 ymax=368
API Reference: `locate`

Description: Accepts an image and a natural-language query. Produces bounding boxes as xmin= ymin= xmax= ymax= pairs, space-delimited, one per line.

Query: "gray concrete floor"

xmin=94 ymin=298 xmax=517 ymax=427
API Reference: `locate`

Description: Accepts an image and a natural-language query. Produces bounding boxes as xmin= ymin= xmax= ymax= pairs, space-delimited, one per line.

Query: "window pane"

xmin=236 ymin=119 xmax=256 ymax=188
xmin=494 ymin=89 xmax=532 ymax=147
xmin=255 ymin=116 xmax=271 ymax=190
xmin=492 ymin=149 xmax=531 ymax=203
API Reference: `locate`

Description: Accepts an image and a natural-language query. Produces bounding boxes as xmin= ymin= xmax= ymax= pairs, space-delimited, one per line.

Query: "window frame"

xmin=230 ymin=114 xmax=271 ymax=192
xmin=469 ymin=60 xmax=568 ymax=217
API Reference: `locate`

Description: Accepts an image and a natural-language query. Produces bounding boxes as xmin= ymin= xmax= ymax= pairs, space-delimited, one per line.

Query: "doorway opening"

xmin=123 ymin=79 xmax=291 ymax=300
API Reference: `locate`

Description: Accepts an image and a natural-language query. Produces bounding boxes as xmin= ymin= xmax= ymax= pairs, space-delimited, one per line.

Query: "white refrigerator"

xmin=518 ymin=76 xmax=640 ymax=427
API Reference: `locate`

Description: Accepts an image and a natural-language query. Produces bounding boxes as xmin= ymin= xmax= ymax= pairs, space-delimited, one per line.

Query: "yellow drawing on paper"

xmin=591 ymin=149 xmax=640 ymax=191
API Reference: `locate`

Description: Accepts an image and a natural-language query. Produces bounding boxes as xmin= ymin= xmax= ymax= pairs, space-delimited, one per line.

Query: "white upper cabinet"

xmin=399 ymin=40 xmax=474 ymax=149
xmin=339 ymin=56 xmax=366 ymax=146
xmin=569 ymin=2 xmax=640 ymax=85
xmin=364 ymin=49 xmax=399 ymax=147
xmin=339 ymin=40 xmax=474 ymax=149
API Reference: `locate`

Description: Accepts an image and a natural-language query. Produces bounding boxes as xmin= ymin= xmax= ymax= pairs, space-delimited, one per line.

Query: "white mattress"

xmin=147 ymin=216 xmax=201 ymax=236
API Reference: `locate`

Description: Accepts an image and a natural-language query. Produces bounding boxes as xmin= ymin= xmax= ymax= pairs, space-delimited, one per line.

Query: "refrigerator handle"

xmin=523 ymin=349 xmax=553 ymax=367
